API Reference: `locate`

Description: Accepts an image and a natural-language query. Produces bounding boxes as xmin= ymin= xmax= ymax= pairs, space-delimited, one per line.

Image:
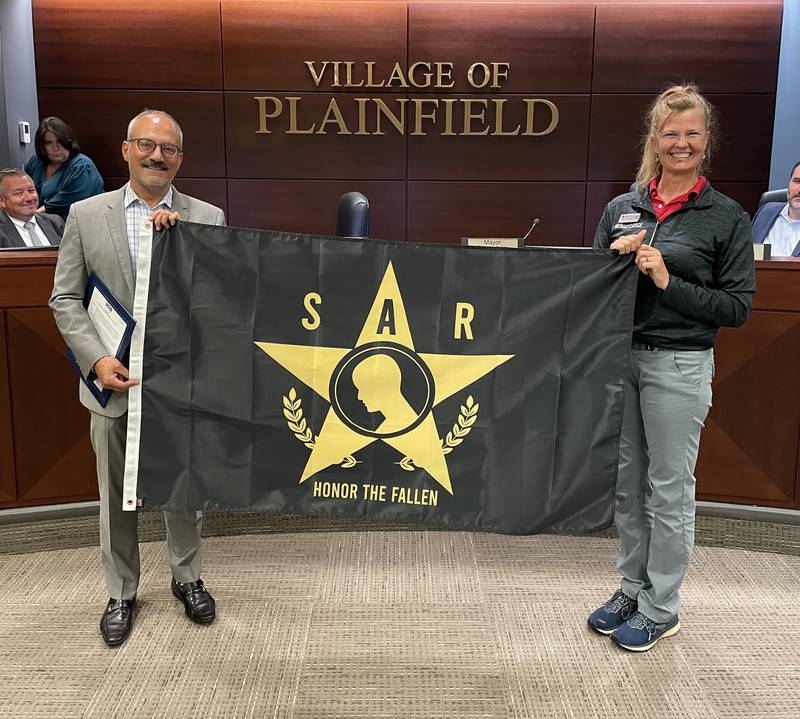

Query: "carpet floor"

xmin=1 ymin=523 xmax=799 ymax=718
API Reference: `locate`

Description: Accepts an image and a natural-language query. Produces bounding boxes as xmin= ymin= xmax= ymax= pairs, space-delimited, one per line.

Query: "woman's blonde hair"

xmin=635 ymin=84 xmax=718 ymax=189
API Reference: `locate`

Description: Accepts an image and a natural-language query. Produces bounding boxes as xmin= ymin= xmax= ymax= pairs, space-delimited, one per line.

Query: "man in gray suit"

xmin=50 ymin=110 xmax=225 ymax=647
xmin=0 ymin=168 xmax=64 ymax=247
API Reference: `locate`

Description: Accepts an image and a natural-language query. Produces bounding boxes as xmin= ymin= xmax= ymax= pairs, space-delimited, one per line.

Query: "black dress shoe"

xmin=171 ymin=578 xmax=216 ymax=624
xmin=100 ymin=597 xmax=136 ymax=647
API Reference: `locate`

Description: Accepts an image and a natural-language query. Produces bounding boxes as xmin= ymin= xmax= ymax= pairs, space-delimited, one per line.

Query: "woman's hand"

xmin=635 ymin=244 xmax=670 ymax=289
xmin=610 ymin=229 xmax=646 ymax=255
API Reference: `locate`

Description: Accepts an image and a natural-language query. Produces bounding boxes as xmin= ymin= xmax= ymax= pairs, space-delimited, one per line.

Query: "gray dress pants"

xmin=90 ymin=412 xmax=203 ymax=601
xmin=615 ymin=347 xmax=714 ymax=623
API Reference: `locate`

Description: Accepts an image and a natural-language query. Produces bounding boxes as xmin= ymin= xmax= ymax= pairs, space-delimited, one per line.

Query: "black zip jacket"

xmin=593 ymin=182 xmax=755 ymax=350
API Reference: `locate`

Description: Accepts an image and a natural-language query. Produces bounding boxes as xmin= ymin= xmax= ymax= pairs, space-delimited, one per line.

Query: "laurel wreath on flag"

xmin=282 ymin=388 xmax=358 ymax=468
xmin=282 ymin=388 xmax=479 ymax=471
xmin=397 ymin=395 xmax=479 ymax=471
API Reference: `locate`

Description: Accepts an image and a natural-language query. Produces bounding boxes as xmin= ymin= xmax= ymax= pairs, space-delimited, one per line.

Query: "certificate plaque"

xmin=66 ymin=272 xmax=136 ymax=408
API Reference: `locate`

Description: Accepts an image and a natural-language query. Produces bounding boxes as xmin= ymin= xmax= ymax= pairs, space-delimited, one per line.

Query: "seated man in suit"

xmin=751 ymin=160 xmax=800 ymax=256
xmin=0 ymin=168 xmax=64 ymax=247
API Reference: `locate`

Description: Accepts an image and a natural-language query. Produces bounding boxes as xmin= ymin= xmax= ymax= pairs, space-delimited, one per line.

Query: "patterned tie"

xmin=23 ymin=220 xmax=48 ymax=247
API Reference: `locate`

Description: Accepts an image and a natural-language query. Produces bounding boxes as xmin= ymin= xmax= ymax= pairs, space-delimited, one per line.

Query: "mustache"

xmin=142 ymin=160 xmax=168 ymax=170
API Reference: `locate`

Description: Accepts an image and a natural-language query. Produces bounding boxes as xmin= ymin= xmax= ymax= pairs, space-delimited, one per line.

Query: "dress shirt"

xmin=9 ymin=215 xmax=51 ymax=246
xmin=123 ymin=183 xmax=173 ymax=278
xmin=764 ymin=204 xmax=800 ymax=257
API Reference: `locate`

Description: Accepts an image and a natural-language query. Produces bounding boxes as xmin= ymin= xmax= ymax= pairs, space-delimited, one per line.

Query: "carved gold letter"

xmin=317 ymin=98 xmax=352 ymax=135
xmin=461 ymin=99 xmax=490 ymax=136
xmin=255 ymin=96 xmax=283 ymax=134
xmin=523 ymin=99 xmax=560 ymax=136
xmin=411 ymin=98 xmax=439 ymax=136
xmin=286 ymin=97 xmax=316 ymax=134
xmin=491 ymin=99 xmax=521 ymax=136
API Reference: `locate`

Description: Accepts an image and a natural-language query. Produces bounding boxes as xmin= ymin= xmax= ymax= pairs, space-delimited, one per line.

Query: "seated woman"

xmin=25 ymin=117 xmax=104 ymax=220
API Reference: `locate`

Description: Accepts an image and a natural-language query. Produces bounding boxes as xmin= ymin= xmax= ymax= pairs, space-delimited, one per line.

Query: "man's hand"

xmin=610 ymin=229 xmax=647 ymax=255
xmin=149 ymin=209 xmax=182 ymax=230
xmin=635 ymin=244 xmax=670 ymax=290
xmin=94 ymin=356 xmax=139 ymax=392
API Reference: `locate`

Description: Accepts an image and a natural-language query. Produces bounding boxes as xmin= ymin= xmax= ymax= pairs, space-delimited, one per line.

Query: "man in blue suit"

xmin=752 ymin=161 xmax=800 ymax=256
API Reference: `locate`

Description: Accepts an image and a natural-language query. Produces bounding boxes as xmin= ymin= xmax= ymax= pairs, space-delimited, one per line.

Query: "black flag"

xmin=124 ymin=223 xmax=636 ymax=534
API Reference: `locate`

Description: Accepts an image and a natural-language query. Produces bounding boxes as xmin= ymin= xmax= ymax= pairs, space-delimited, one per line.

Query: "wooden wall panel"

xmin=0 ymin=252 xmax=59 ymax=308
xmin=711 ymin=183 xmax=767 ymax=218
xmin=173 ymin=180 xmax=229 ymax=218
xmin=227 ymin=179 xmax=406 ymax=240
xmin=696 ymin=311 xmax=800 ymax=504
xmin=408 ymin=95 xmax=589 ymax=181
xmin=409 ymin=3 xmax=593 ymax=93
xmin=33 ymin=0 xmax=222 ymax=89
xmin=6 ymin=309 xmax=97 ymax=505
xmin=797 ymin=424 xmax=800 ymax=504
xmin=0 ymin=313 xmax=16 ymax=506
xmin=223 ymin=1 xmax=407 ymax=90
xmin=583 ymin=182 xmax=630 ymax=245
xmin=225 ymin=92 xmax=406 ymax=179
xmin=593 ymin=3 xmax=782 ymax=93
xmin=588 ymin=94 xmax=774 ymax=184
xmin=751 ymin=262 xmax=800 ymax=313
xmin=587 ymin=95 xmax=650 ymax=183
xmin=711 ymin=95 xmax=775 ymax=182
xmin=407 ymin=182 xmax=585 ymax=245
xmin=36 ymin=90 xmax=226 ymax=181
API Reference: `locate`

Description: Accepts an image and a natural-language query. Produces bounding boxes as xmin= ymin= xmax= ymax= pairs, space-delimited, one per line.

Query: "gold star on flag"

xmin=256 ymin=262 xmax=513 ymax=494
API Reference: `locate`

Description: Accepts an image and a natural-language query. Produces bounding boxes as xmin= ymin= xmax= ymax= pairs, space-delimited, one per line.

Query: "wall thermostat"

xmin=19 ymin=121 xmax=31 ymax=144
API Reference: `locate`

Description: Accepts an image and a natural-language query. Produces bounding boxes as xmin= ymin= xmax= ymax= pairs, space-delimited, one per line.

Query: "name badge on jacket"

xmin=619 ymin=213 xmax=641 ymax=224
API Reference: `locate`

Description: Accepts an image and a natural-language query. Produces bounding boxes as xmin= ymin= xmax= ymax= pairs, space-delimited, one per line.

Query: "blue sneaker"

xmin=587 ymin=590 xmax=638 ymax=635
xmin=611 ymin=611 xmax=680 ymax=652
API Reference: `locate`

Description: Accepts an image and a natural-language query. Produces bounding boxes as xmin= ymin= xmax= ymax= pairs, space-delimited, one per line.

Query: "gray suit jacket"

xmin=0 ymin=210 xmax=64 ymax=247
xmin=50 ymin=185 xmax=225 ymax=417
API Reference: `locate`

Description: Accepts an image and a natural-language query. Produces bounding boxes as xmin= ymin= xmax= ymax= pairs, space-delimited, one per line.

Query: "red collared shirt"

xmin=648 ymin=176 xmax=708 ymax=222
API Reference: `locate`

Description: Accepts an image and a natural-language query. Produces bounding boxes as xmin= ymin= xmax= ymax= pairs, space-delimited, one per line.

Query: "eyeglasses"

xmin=127 ymin=137 xmax=182 ymax=159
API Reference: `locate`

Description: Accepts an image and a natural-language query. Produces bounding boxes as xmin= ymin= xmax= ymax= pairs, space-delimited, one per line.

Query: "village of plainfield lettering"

xmin=253 ymin=59 xmax=560 ymax=138
xmin=255 ymin=96 xmax=559 ymax=137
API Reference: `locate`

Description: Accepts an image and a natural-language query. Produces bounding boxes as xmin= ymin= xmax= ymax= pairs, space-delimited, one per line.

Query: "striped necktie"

xmin=23 ymin=220 xmax=48 ymax=247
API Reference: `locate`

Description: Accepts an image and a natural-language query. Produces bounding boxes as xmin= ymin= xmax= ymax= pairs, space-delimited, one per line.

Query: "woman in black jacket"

xmin=587 ymin=85 xmax=755 ymax=651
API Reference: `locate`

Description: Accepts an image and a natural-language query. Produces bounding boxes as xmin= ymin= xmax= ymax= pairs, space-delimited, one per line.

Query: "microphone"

xmin=521 ymin=218 xmax=540 ymax=243
xmin=336 ymin=192 xmax=370 ymax=238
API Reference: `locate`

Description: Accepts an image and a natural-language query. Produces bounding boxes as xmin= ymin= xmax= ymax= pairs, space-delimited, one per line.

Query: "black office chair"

xmin=758 ymin=188 xmax=788 ymax=208
xmin=336 ymin=192 xmax=369 ymax=238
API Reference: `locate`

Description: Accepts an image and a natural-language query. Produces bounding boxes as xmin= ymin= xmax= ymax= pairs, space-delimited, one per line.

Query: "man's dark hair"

xmin=790 ymin=160 xmax=800 ymax=180
xmin=34 ymin=117 xmax=81 ymax=164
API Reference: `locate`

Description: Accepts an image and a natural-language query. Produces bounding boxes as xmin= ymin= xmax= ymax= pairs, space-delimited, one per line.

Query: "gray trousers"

xmin=616 ymin=347 xmax=713 ymax=623
xmin=90 ymin=412 xmax=203 ymax=601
